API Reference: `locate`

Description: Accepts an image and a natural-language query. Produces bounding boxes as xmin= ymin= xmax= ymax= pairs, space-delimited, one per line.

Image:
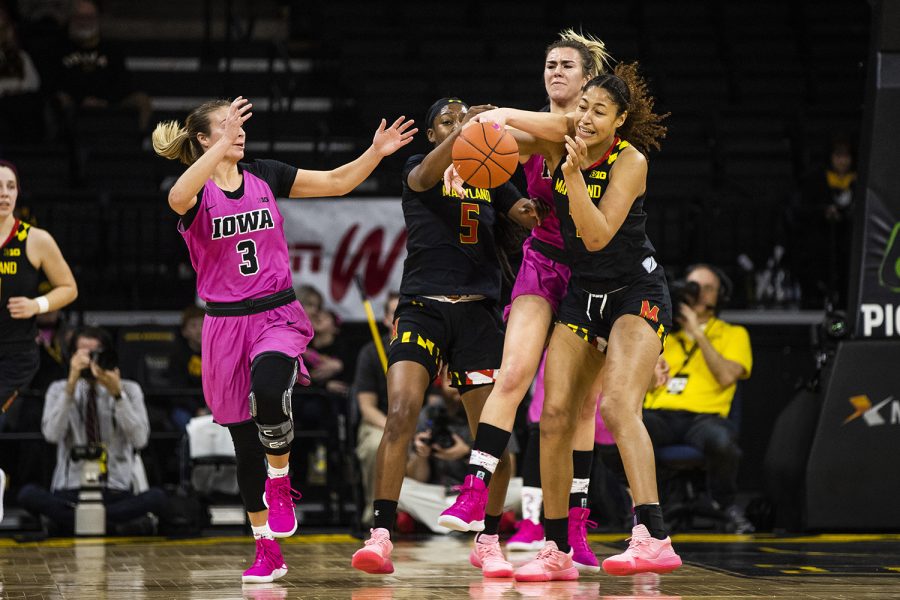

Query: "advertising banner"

xmin=279 ymin=198 xmax=407 ymax=320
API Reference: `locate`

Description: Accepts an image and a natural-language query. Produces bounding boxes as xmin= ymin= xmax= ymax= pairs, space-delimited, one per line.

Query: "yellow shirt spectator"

xmin=645 ymin=317 xmax=752 ymax=417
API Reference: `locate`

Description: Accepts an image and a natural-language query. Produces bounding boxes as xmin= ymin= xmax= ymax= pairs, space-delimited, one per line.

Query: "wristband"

xmin=35 ymin=296 xmax=50 ymax=314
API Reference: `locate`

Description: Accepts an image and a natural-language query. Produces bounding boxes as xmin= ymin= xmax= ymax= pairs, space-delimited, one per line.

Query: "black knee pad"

xmin=250 ymin=352 xmax=298 ymax=455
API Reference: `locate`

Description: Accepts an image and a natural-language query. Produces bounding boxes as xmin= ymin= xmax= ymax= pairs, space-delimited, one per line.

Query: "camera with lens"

xmin=424 ymin=404 xmax=455 ymax=450
xmin=90 ymin=348 xmax=118 ymax=371
xmin=669 ymin=279 xmax=700 ymax=331
xmin=81 ymin=348 xmax=118 ymax=379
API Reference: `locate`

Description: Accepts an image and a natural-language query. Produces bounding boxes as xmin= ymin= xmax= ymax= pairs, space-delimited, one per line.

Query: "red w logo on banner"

xmin=331 ymin=224 xmax=408 ymax=301
xmin=640 ymin=300 xmax=660 ymax=322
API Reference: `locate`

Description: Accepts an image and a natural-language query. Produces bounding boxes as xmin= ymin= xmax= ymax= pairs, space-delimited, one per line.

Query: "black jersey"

xmin=552 ymin=138 xmax=658 ymax=294
xmin=399 ymin=154 xmax=522 ymax=300
xmin=0 ymin=220 xmax=40 ymax=351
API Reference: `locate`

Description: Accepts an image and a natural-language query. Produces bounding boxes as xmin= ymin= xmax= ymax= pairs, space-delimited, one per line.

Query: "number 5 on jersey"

xmin=460 ymin=202 xmax=480 ymax=244
xmin=236 ymin=239 xmax=259 ymax=275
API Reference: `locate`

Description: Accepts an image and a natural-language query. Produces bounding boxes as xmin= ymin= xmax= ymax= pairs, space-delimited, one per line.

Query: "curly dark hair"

xmin=584 ymin=62 xmax=669 ymax=156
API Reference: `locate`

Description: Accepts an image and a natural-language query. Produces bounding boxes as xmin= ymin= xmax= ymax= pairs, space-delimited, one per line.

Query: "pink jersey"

xmin=522 ymin=154 xmax=564 ymax=249
xmin=179 ymin=170 xmax=292 ymax=303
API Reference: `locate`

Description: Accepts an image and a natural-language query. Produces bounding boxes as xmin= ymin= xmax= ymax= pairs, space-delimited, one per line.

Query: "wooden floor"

xmin=2 ymin=532 xmax=899 ymax=599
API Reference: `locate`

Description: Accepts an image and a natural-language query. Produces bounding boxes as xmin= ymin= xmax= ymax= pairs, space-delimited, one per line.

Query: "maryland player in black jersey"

xmin=351 ymin=98 xmax=541 ymax=577
xmin=464 ymin=64 xmax=682 ymax=580
xmin=0 ymin=161 xmax=77 ymax=426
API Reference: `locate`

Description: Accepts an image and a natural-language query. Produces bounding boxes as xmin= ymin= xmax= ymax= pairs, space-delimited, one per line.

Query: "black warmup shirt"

xmin=552 ymin=138 xmax=657 ymax=294
xmin=399 ymin=154 xmax=521 ymax=301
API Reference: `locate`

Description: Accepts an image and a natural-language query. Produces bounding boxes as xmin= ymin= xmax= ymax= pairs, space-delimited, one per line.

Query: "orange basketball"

xmin=451 ymin=122 xmax=519 ymax=189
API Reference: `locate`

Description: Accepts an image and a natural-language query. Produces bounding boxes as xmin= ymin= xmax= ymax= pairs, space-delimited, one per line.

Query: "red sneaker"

xmin=601 ymin=524 xmax=682 ymax=576
xmin=395 ymin=510 xmax=416 ymax=534
xmin=351 ymin=528 xmax=394 ymax=574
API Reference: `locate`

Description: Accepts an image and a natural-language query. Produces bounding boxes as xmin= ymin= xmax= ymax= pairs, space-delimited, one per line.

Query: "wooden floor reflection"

xmin=1 ymin=532 xmax=899 ymax=599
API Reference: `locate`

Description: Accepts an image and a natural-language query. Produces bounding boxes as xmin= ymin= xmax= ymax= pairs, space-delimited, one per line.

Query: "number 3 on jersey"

xmin=460 ymin=202 xmax=480 ymax=244
xmin=236 ymin=239 xmax=259 ymax=275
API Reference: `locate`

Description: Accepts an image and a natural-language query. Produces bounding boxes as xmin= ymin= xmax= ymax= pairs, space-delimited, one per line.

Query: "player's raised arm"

xmin=289 ymin=116 xmax=416 ymax=198
xmin=407 ymin=101 xmax=494 ymax=193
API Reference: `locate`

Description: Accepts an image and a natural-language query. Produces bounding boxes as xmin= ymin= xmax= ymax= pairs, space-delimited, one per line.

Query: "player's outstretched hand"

xmin=443 ymin=163 xmax=467 ymax=198
xmin=461 ymin=104 xmax=497 ymax=128
xmin=469 ymin=107 xmax=507 ymax=128
xmin=373 ymin=116 xmax=417 ymax=157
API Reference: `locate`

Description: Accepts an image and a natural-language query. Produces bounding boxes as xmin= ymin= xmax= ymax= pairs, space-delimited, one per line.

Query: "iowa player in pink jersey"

xmin=440 ymin=30 xmax=612 ymax=571
xmin=152 ymin=97 xmax=415 ymax=584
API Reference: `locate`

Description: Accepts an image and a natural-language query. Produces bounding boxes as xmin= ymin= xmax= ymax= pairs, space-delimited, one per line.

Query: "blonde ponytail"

xmin=152 ymin=120 xmax=197 ymax=166
xmin=557 ymin=28 xmax=614 ymax=78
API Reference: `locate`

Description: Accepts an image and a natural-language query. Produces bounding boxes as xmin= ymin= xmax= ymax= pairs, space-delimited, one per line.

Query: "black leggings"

xmin=228 ymin=421 xmax=268 ymax=513
xmin=227 ymin=352 xmax=299 ymax=512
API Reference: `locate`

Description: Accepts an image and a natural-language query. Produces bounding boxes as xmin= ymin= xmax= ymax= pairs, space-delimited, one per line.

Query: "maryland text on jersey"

xmin=211 ymin=208 xmax=275 ymax=240
xmin=441 ymin=184 xmax=493 ymax=202
xmin=553 ymin=178 xmax=606 ymax=199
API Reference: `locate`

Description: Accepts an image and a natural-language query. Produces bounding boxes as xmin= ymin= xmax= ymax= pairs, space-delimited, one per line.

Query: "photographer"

xmin=397 ymin=374 xmax=520 ymax=534
xmin=17 ymin=326 xmax=168 ymax=535
xmin=644 ymin=264 xmax=754 ymax=533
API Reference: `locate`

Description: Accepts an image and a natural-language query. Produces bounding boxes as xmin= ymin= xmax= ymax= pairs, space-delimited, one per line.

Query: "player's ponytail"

xmin=585 ymin=62 xmax=669 ymax=156
xmin=548 ymin=29 xmax=614 ymax=79
xmin=152 ymin=98 xmax=231 ymax=166
xmin=152 ymin=120 xmax=196 ymax=165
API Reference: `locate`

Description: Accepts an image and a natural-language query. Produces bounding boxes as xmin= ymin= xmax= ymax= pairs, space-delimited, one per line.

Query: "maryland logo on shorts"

xmin=639 ymin=300 xmax=660 ymax=323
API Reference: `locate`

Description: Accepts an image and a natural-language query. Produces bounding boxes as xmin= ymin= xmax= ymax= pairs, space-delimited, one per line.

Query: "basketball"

xmin=451 ymin=122 xmax=519 ymax=189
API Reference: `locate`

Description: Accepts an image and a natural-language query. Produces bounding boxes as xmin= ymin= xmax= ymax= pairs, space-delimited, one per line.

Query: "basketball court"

xmin=3 ymin=532 xmax=898 ymax=599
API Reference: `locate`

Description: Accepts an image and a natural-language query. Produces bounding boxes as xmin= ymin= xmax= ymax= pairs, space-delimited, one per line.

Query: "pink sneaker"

xmin=601 ymin=524 xmax=682 ymax=576
xmin=568 ymin=507 xmax=599 ymax=572
xmin=264 ymin=477 xmax=301 ymax=537
xmin=351 ymin=528 xmax=395 ymax=574
xmin=437 ymin=474 xmax=487 ymax=532
xmin=242 ymin=537 xmax=288 ymax=583
xmin=506 ymin=520 xmax=545 ymax=552
xmin=469 ymin=534 xmax=514 ymax=578
xmin=513 ymin=541 xmax=579 ymax=582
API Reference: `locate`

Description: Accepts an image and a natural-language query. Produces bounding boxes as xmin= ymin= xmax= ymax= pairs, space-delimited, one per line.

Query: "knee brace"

xmin=249 ymin=352 xmax=298 ymax=453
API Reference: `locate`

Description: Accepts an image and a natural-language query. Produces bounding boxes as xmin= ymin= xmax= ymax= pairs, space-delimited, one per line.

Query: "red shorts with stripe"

xmin=388 ymin=295 xmax=503 ymax=391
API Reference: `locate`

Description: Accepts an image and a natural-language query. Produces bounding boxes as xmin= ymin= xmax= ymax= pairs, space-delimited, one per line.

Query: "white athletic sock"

xmin=521 ymin=486 xmax=543 ymax=525
xmin=252 ymin=523 xmax=274 ymax=540
xmin=570 ymin=478 xmax=590 ymax=495
xmin=469 ymin=450 xmax=500 ymax=474
xmin=267 ymin=463 xmax=289 ymax=479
